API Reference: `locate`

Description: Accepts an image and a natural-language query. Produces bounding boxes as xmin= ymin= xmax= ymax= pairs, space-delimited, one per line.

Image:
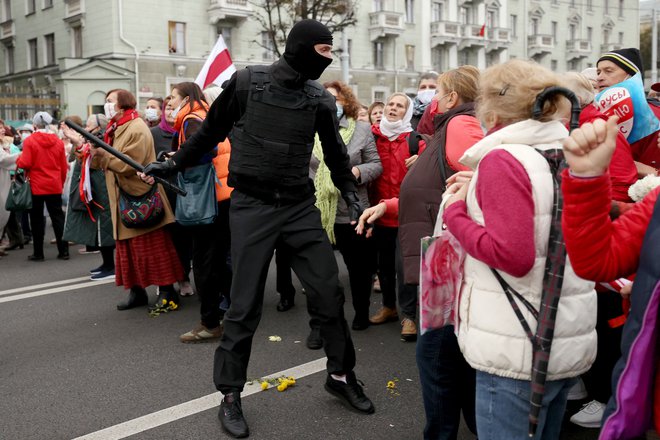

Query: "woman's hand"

xmin=446 ymin=170 xmax=474 ymax=187
xmin=60 ymin=123 xmax=84 ymax=148
xmin=137 ymin=172 xmax=156 ymax=185
xmin=89 ymin=145 xmax=106 ymax=158
xmin=444 ymin=178 xmax=470 ymax=208
xmin=356 ymin=202 xmax=387 ymax=238
xmin=562 ymin=116 xmax=619 ymax=177
xmin=352 ymin=166 xmax=361 ymax=180
xmin=620 ymin=282 xmax=633 ymax=299
xmin=405 ymin=154 xmax=418 ymax=168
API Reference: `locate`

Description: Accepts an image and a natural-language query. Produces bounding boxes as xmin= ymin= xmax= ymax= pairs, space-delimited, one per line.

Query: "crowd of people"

xmin=2 ymin=17 xmax=660 ymax=439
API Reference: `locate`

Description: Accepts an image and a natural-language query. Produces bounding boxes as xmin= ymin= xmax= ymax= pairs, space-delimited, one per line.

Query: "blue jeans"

xmin=416 ymin=326 xmax=477 ymax=440
xmin=475 ymin=371 xmax=576 ymax=440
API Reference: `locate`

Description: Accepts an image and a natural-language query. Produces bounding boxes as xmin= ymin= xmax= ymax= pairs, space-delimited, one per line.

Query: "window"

xmin=570 ymin=0 xmax=575 ymax=7
xmin=619 ymin=31 xmax=624 ymax=44
xmin=218 ymin=27 xmax=232 ymax=54
xmin=72 ymin=26 xmax=82 ymax=57
xmin=2 ymin=0 xmax=11 ymax=21
xmin=619 ymin=0 xmax=624 ymax=17
xmin=373 ymin=41 xmax=384 ymax=69
xmin=551 ymin=60 xmax=558 ymax=71
xmin=405 ymin=44 xmax=415 ymax=70
xmin=26 ymin=0 xmax=35 ymax=15
xmin=4 ymin=45 xmax=14 ymax=74
xmin=587 ymin=26 xmax=593 ymax=41
xmin=44 ymin=33 xmax=55 ymax=65
xmin=603 ymin=29 xmax=610 ymax=44
xmin=530 ymin=18 xmax=539 ymax=35
xmin=43 ymin=0 xmax=52 ymax=9
xmin=374 ymin=90 xmax=385 ymax=101
xmin=432 ymin=2 xmax=443 ymax=22
xmin=373 ymin=0 xmax=383 ymax=12
xmin=460 ymin=7 xmax=471 ymax=25
xmin=261 ymin=31 xmax=275 ymax=60
xmin=487 ymin=10 xmax=497 ymax=29
xmin=348 ymin=38 xmax=352 ymax=67
xmin=28 ymin=38 xmax=38 ymax=68
xmin=510 ymin=14 xmax=517 ymax=37
xmin=569 ymin=24 xmax=576 ymax=41
xmin=168 ymin=21 xmax=186 ymax=54
xmin=569 ymin=60 xmax=579 ymax=71
xmin=605 ymin=0 xmax=609 ymax=14
xmin=587 ymin=0 xmax=593 ymax=12
xmin=405 ymin=0 xmax=414 ymax=23
xmin=551 ymin=21 xmax=557 ymax=43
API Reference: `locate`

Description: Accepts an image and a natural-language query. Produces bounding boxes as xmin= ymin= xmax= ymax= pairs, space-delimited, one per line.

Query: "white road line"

xmin=0 ymin=276 xmax=91 ymax=297
xmin=72 ymin=357 xmax=328 ymax=440
xmin=0 ymin=279 xmax=115 ymax=304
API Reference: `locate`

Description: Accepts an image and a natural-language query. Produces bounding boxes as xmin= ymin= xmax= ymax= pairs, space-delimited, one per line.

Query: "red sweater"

xmin=562 ymin=171 xmax=658 ymax=282
xmin=371 ymin=125 xmax=426 ymax=227
xmin=16 ymin=132 xmax=68 ymax=196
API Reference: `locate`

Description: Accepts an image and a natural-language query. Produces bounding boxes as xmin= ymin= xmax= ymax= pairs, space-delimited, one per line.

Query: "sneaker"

xmin=570 ymin=400 xmax=605 ymax=428
xmin=218 ymin=392 xmax=249 ymax=438
xmin=179 ymin=281 xmax=195 ymax=297
xmin=78 ymin=246 xmax=100 ymax=255
xmin=324 ymin=372 xmax=375 ymax=414
xmin=90 ymin=268 xmax=115 ymax=281
xmin=567 ymin=377 xmax=588 ymax=401
xmin=369 ymin=306 xmax=399 ymax=325
xmin=180 ymin=324 xmax=223 ymax=343
xmin=89 ymin=265 xmax=104 ymax=275
xmin=401 ymin=318 xmax=418 ymax=342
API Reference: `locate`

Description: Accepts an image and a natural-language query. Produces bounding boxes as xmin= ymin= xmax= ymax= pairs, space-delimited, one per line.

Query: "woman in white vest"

xmin=441 ymin=60 xmax=597 ymax=439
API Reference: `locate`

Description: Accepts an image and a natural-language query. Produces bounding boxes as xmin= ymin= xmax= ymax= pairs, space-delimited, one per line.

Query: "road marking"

xmin=0 ymin=276 xmax=91 ymax=297
xmin=0 ymin=279 xmax=115 ymax=303
xmin=72 ymin=357 xmax=328 ymax=440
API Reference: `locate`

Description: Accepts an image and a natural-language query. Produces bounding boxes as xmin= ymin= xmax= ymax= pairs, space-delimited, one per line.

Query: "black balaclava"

xmin=283 ymin=19 xmax=333 ymax=80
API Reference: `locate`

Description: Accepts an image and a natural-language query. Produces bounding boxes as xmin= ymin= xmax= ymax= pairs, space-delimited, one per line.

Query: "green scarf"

xmin=312 ymin=117 xmax=356 ymax=244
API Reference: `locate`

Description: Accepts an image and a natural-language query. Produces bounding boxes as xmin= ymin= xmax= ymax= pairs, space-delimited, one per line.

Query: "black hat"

xmin=597 ymin=48 xmax=643 ymax=76
xmin=283 ymin=19 xmax=333 ymax=80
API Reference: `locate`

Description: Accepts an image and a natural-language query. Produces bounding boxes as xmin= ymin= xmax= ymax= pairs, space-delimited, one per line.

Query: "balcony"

xmin=566 ymin=39 xmax=592 ymax=58
xmin=601 ymin=43 xmax=624 ymax=53
xmin=208 ymin=0 xmax=253 ymax=23
xmin=0 ymin=20 xmax=15 ymax=42
xmin=459 ymin=24 xmax=487 ymax=50
xmin=486 ymin=27 xmax=512 ymax=52
xmin=527 ymin=34 xmax=554 ymax=57
xmin=64 ymin=0 xmax=84 ymax=25
xmin=430 ymin=21 xmax=461 ymax=46
xmin=368 ymin=11 xmax=405 ymax=41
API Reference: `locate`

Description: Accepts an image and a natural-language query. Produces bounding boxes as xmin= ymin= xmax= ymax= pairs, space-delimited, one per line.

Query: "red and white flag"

xmin=195 ymin=35 xmax=237 ymax=89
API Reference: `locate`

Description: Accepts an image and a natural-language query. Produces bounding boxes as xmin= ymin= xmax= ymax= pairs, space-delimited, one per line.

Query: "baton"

xmin=64 ymin=119 xmax=187 ymax=196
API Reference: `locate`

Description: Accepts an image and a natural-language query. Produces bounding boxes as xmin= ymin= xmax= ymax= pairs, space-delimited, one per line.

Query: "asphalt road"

xmin=0 ymin=229 xmax=601 ymax=440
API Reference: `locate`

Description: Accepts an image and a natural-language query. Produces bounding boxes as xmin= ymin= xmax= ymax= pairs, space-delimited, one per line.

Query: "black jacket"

xmin=171 ymin=58 xmax=356 ymax=203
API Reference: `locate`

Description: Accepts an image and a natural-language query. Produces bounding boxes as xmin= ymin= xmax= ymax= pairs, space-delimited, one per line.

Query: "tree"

xmin=640 ymin=24 xmax=659 ymax=72
xmin=250 ymin=0 xmax=359 ymax=58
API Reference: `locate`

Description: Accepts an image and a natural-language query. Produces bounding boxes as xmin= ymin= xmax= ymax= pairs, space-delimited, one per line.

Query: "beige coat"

xmin=93 ymin=117 xmax=174 ymax=240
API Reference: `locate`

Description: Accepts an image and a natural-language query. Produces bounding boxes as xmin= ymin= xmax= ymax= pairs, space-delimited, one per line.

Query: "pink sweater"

xmin=443 ymin=149 xmax=535 ymax=277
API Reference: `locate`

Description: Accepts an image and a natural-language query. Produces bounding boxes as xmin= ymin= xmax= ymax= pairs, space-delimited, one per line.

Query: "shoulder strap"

xmin=491 ymin=268 xmax=539 ymax=349
xmin=303 ymin=80 xmax=324 ymax=98
xmin=407 ymin=130 xmax=421 ymax=156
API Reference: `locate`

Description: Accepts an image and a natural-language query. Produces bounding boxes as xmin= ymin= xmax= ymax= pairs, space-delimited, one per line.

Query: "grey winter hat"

xmin=32 ymin=111 xmax=53 ymax=126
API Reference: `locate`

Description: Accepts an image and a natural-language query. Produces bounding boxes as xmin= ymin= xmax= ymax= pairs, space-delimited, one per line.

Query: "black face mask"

xmin=283 ymin=19 xmax=333 ymax=81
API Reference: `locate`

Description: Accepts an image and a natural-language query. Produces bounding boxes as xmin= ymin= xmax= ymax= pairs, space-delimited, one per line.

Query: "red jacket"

xmin=370 ymin=125 xmax=426 ymax=227
xmin=16 ymin=132 xmax=68 ymax=196
xmin=562 ymin=171 xmax=657 ymax=282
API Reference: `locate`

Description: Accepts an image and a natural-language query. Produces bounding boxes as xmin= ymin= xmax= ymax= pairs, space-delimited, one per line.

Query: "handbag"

xmin=175 ymin=163 xmax=218 ymax=226
xmin=117 ymin=179 xmax=165 ymax=229
xmin=5 ymin=172 xmax=32 ymax=211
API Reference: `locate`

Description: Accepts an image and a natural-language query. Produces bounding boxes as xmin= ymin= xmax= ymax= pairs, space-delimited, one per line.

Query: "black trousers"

xmin=334 ymin=223 xmax=377 ymax=322
xmin=30 ymin=194 xmax=67 ymax=257
xmin=373 ymin=225 xmax=417 ymax=319
xmin=214 ymin=191 xmax=356 ymax=393
xmin=275 ymin=242 xmax=296 ymax=298
xmin=191 ymin=200 xmax=232 ymax=330
xmin=4 ymin=211 xmax=24 ymax=245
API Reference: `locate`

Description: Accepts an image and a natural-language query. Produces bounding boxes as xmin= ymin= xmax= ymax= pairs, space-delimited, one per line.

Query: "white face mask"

xmin=171 ymin=103 xmax=183 ymax=119
xmin=104 ymin=102 xmax=117 ymax=119
xmin=417 ymin=89 xmax=437 ymax=105
xmin=145 ymin=108 xmax=160 ymax=121
xmin=20 ymin=132 xmax=30 ymax=141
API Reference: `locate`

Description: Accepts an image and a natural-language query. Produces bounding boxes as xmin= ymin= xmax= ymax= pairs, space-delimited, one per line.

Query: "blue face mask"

xmin=336 ymin=103 xmax=344 ymax=120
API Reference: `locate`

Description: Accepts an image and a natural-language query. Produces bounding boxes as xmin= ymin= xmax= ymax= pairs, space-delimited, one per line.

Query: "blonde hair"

xmin=477 ymin=59 xmax=567 ymax=126
xmin=437 ymin=65 xmax=480 ymax=104
xmin=386 ymin=92 xmax=411 ymax=111
xmin=561 ymin=72 xmax=595 ymax=107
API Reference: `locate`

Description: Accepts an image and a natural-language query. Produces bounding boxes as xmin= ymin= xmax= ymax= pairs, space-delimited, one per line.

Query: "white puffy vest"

xmin=457 ymin=142 xmax=597 ymax=381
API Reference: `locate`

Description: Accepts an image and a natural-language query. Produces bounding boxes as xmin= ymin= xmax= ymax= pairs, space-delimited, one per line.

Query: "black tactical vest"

xmin=229 ymin=66 xmax=324 ymax=190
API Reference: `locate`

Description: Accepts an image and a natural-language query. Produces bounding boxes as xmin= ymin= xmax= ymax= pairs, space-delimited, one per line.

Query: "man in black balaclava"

xmin=143 ymin=19 xmax=374 ymax=439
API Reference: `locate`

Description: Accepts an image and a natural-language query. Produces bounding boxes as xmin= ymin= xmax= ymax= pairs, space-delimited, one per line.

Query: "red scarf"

xmin=103 ymin=109 xmax=140 ymax=146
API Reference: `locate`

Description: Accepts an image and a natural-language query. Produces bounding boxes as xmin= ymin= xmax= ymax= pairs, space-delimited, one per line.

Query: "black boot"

xmin=117 ymin=288 xmax=148 ymax=311
xmin=325 ymin=371 xmax=375 ymax=414
xmin=218 ymin=392 xmax=249 ymax=438
xmin=276 ymin=294 xmax=295 ymax=312
xmin=306 ymin=326 xmax=323 ymax=350
xmin=149 ymin=286 xmax=180 ymax=311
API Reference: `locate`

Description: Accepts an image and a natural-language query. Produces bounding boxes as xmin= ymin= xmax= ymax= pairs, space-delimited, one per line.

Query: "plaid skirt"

xmin=115 ymin=227 xmax=183 ymax=289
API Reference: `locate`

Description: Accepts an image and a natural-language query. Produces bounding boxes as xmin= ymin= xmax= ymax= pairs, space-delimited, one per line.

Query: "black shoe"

xmin=306 ymin=327 xmax=323 ymax=350
xmin=218 ymin=392 xmax=249 ymax=438
xmin=351 ymin=317 xmax=370 ymax=331
xmin=149 ymin=287 xmax=180 ymax=311
xmin=5 ymin=243 xmax=24 ymax=251
xmin=276 ymin=296 xmax=295 ymax=312
xmin=325 ymin=372 xmax=375 ymax=414
xmin=27 ymin=254 xmax=44 ymax=262
xmin=23 ymin=237 xmax=31 ymax=245
xmin=117 ymin=288 xmax=148 ymax=311
xmin=57 ymin=252 xmax=70 ymax=260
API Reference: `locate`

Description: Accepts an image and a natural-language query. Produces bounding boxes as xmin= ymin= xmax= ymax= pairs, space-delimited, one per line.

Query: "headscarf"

xmin=379 ymin=95 xmax=414 ymax=140
xmin=158 ymin=101 xmax=176 ymax=135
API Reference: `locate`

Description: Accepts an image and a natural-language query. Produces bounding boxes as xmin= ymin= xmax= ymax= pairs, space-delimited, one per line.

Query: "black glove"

xmin=343 ymin=191 xmax=363 ymax=224
xmin=143 ymin=158 xmax=177 ymax=178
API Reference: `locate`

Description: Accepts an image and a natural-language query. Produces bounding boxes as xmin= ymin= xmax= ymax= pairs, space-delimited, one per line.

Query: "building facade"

xmin=0 ymin=0 xmax=640 ymax=119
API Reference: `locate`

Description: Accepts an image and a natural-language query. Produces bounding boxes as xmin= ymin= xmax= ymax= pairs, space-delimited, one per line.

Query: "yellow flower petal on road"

xmin=268 ymin=335 xmax=282 ymax=342
xmin=260 ymin=382 xmax=269 ymax=390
